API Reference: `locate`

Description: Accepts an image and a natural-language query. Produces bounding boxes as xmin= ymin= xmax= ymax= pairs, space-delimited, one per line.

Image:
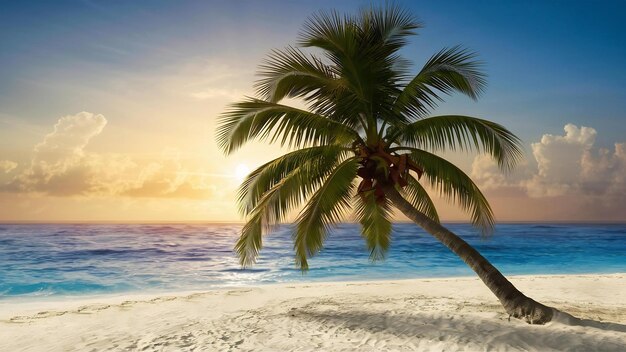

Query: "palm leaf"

xmin=235 ymin=147 xmax=346 ymax=267
xmin=255 ymin=46 xmax=367 ymax=131
xmin=388 ymin=115 xmax=523 ymax=170
xmin=297 ymin=10 xmax=384 ymax=106
xmin=293 ymin=158 xmax=359 ymax=270
xmin=394 ymin=46 xmax=486 ymax=118
xmin=366 ymin=4 xmax=422 ymax=52
xmin=255 ymin=46 xmax=344 ymax=103
xmin=400 ymin=174 xmax=440 ymax=223
xmin=238 ymin=145 xmax=348 ymax=215
xmin=234 ymin=212 xmax=265 ymax=268
xmin=407 ymin=149 xmax=494 ymax=234
xmin=216 ymin=98 xmax=360 ymax=154
xmin=235 ymin=164 xmax=326 ymax=267
xmin=354 ymin=191 xmax=393 ymax=261
xmin=298 ymin=9 xmax=358 ymax=68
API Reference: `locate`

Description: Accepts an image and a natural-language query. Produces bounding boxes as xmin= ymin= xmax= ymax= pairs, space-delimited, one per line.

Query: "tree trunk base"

xmin=384 ymin=186 xmax=561 ymax=326
xmin=506 ymin=296 xmax=554 ymax=324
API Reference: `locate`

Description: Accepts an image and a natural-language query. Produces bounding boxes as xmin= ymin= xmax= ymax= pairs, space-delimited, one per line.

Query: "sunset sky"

xmin=1 ymin=0 xmax=625 ymax=222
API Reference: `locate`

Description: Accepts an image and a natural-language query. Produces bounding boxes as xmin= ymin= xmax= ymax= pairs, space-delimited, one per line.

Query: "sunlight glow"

xmin=234 ymin=164 xmax=250 ymax=182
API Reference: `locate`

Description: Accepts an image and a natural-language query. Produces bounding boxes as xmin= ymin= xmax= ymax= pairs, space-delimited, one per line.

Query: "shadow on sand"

xmin=291 ymin=308 xmax=626 ymax=351
xmin=552 ymin=309 xmax=626 ymax=333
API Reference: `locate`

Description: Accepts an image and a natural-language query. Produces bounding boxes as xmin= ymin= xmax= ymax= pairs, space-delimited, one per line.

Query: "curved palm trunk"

xmin=385 ymin=185 xmax=555 ymax=324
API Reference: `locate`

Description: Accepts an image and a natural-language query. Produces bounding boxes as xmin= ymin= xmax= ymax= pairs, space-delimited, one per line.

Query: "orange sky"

xmin=1 ymin=111 xmax=624 ymax=222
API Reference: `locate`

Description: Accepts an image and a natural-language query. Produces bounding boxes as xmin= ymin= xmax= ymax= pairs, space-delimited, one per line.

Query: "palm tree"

xmin=216 ymin=5 xmax=555 ymax=324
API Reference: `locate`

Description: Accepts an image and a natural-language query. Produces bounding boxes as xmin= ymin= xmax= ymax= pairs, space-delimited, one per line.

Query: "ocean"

xmin=0 ymin=223 xmax=624 ymax=300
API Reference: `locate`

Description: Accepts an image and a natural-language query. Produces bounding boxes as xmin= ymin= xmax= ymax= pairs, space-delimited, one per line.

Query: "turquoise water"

xmin=0 ymin=223 xmax=624 ymax=299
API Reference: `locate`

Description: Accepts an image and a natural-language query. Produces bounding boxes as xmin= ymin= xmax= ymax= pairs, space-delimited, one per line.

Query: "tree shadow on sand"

xmin=551 ymin=310 xmax=626 ymax=333
xmin=290 ymin=309 xmax=626 ymax=351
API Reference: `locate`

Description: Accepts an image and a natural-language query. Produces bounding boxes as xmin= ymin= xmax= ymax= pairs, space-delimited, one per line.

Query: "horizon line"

xmin=2 ymin=220 xmax=626 ymax=225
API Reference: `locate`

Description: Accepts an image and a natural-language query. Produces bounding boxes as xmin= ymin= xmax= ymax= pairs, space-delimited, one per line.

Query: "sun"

xmin=234 ymin=163 xmax=251 ymax=182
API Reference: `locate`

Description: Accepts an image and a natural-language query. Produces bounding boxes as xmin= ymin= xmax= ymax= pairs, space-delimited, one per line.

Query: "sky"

xmin=1 ymin=0 xmax=625 ymax=222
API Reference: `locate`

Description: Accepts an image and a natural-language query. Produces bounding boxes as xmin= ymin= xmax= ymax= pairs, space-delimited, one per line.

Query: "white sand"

xmin=1 ymin=273 xmax=625 ymax=351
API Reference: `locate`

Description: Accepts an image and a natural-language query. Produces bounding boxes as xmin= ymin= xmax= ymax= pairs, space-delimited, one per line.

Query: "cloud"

xmin=470 ymin=155 xmax=514 ymax=191
xmin=523 ymin=124 xmax=626 ymax=201
xmin=122 ymin=149 xmax=217 ymax=199
xmin=1 ymin=112 xmax=223 ymax=199
xmin=524 ymin=124 xmax=598 ymax=197
xmin=34 ymin=111 xmax=107 ymax=162
xmin=3 ymin=112 xmax=113 ymax=195
xmin=472 ymin=123 xmax=626 ymax=205
xmin=0 ymin=160 xmax=17 ymax=173
xmin=578 ymin=142 xmax=626 ymax=201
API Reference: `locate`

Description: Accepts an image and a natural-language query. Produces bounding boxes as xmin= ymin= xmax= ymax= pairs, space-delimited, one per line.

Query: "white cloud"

xmin=3 ymin=112 xmax=112 ymax=195
xmin=579 ymin=142 xmax=626 ymax=200
xmin=472 ymin=123 xmax=626 ymax=205
xmin=1 ymin=112 xmax=221 ymax=199
xmin=524 ymin=124 xmax=597 ymax=197
xmin=122 ymin=148 xmax=217 ymax=199
xmin=34 ymin=111 xmax=107 ymax=163
xmin=471 ymin=155 xmax=512 ymax=190
xmin=0 ymin=160 xmax=17 ymax=173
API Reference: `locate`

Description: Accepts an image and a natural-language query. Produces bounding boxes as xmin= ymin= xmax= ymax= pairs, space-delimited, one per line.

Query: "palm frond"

xmin=216 ymin=98 xmax=360 ymax=154
xmin=407 ymin=149 xmax=494 ymax=234
xmin=400 ymin=174 xmax=440 ymax=223
xmin=234 ymin=210 xmax=265 ymax=268
xmin=238 ymin=145 xmax=348 ymax=215
xmin=298 ymin=9 xmax=358 ymax=64
xmin=293 ymin=158 xmax=359 ymax=270
xmin=354 ymin=191 xmax=393 ymax=261
xmin=388 ymin=115 xmax=523 ymax=170
xmin=394 ymin=46 xmax=486 ymax=118
xmin=295 ymin=5 xmax=428 ymax=136
xmin=255 ymin=46 xmax=343 ymax=103
xmin=234 ymin=165 xmax=325 ymax=267
xmin=360 ymin=3 xmax=422 ymax=55
xmin=235 ymin=147 xmax=347 ymax=267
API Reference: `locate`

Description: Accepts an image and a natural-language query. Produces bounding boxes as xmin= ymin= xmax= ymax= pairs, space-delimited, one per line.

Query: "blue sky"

xmin=1 ymin=0 xmax=625 ymax=221
xmin=2 ymin=0 xmax=625 ymax=145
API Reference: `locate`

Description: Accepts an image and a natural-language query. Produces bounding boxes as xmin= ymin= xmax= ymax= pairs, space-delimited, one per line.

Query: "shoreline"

xmin=1 ymin=273 xmax=625 ymax=351
xmin=1 ymin=272 xmax=624 ymax=314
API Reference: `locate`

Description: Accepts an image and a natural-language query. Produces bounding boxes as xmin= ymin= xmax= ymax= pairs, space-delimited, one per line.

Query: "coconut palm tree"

xmin=216 ymin=5 xmax=555 ymax=324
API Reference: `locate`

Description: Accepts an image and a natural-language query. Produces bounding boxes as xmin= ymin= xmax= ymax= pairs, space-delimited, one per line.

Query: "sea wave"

xmin=0 ymin=223 xmax=624 ymax=299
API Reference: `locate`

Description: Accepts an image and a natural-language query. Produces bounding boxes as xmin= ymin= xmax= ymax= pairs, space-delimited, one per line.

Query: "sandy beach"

xmin=1 ymin=273 xmax=625 ymax=351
